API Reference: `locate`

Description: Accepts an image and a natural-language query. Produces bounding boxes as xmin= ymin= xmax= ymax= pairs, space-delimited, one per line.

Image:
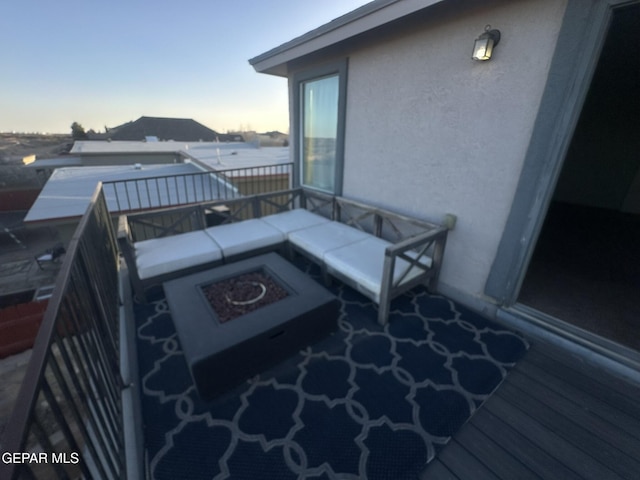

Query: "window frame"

xmin=292 ymin=59 xmax=348 ymax=196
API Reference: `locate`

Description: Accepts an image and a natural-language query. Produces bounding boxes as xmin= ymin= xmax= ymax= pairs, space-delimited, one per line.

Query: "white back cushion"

xmin=288 ymin=221 xmax=370 ymax=260
xmin=135 ymin=231 xmax=222 ymax=280
xmin=204 ymin=218 xmax=285 ymax=258
xmin=261 ymin=209 xmax=330 ymax=235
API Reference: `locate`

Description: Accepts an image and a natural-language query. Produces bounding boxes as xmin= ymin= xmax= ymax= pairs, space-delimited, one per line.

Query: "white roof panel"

xmin=24 ymin=164 xmax=236 ymax=223
xmin=71 ymin=140 xmax=291 ymax=171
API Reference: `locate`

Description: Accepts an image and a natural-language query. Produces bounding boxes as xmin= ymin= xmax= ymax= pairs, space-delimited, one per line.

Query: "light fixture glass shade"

xmin=472 ymin=28 xmax=500 ymax=61
xmin=472 ymin=35 xmax=494 ymax=60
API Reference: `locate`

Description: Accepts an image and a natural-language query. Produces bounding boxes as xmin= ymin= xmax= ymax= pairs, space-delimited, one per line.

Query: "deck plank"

xmin=437 ymin=439 xmax=500 ymax=480
xmin=499 ymin=376 xmax=640 ymax=479
xmin=483 ymin=395 xmax=622 ymax=479
xmin=426 ymin=340 xmax=640 ymax=480
xmin=516 ymin=353 xmax=640 ymax=440
xmin=471 ymin=407 xmax=584 ymax=479
xmin=454 ymin=423 xmax=539 ymax=479
xmin=530 ymin=343 xmax=640 ymax=419
xmin=435 ymin=407 xmax=584 ymax=480
xmin=419 ymin=459 xmax=459 ymax=480
xmin=507 ymin=367 xmax=640 ymax=458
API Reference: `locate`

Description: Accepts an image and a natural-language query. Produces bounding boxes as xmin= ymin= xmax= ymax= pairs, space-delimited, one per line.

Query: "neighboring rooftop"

xmin=71 ymin=140 xmax=290 ymax=171
xmin=23 ymin=157 xmax=83 ymax=169
xmin=182 ymin=142 xmax=290 ymax=170
xmin=23 ymin=163 xmax=226 ymax=223
xmin=86 ymin=116 xmax=245 ymax=143
xmin=92 ymin=116 xmax=229 ymax=142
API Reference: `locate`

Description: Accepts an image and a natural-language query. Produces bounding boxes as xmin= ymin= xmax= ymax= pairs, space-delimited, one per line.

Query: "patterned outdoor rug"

xmin=135 ymin=260 xmax=528 ymax=479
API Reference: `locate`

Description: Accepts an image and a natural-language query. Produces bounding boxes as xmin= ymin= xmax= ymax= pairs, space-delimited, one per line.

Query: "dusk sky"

xmin=1 ymin=0 xmax=371 ymax=135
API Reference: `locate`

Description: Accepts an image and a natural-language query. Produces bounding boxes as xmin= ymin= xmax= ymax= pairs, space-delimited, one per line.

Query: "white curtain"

xmin=302 ymin=74 xmax=339 ymax=191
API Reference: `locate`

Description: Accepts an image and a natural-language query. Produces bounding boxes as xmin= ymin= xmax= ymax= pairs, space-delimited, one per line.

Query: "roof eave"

xmin=249 ymin=0 xmax=445 ymax=77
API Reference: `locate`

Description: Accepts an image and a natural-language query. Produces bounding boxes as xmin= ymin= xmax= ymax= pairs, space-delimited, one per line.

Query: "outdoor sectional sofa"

xmin=118 ymin=188 xmax=448 ymax=325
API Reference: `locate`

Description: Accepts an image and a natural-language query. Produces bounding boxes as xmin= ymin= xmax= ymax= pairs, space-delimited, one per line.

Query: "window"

xmin=294 ymin=60 xmax=347 ymax=194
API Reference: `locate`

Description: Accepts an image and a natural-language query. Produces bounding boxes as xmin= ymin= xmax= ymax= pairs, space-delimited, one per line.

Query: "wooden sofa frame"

xmin=118 ymin=188 xmax=448 ymax=324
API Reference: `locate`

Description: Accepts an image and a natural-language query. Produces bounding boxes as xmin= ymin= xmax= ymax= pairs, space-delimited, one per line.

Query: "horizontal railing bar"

xmin=108 ymin=163 xmax=292 ymax=182
xmin=101 ymin=163 xmax=293 ymax=214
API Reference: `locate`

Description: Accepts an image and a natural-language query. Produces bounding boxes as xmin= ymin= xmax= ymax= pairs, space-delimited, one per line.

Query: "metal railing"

xmin=124 ymin=188 xmax=302 ymax=242
xmin=0 ymin=186 xmax=123 ymax=480
xmin=102 ymin=163 xmax=292 ymax=214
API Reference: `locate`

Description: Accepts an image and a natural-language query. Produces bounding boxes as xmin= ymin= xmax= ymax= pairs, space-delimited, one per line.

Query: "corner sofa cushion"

xmin=261 ymin=209 xmax=331 ymax=235
xmin=323 ymin=236 xmax=433 ymax=303
xmin=204 ymin=218 xmax=285 ymax=258
xmin=288 ymin=221 xmax=371 ymax=261
xmin=135 ymin=231 xmax=222 ymax=280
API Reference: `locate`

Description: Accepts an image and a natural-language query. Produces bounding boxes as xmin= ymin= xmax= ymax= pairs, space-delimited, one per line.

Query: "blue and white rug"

xmin=135 ymin=261 xmax=528 ymax=479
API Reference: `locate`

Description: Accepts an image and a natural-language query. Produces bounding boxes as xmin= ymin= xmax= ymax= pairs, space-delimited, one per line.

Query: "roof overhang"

xmin=249 ymin=0 xmax=446 ymax=76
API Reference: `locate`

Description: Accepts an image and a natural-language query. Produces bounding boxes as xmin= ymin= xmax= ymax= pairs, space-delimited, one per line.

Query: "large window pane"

xmin=301 ymin=74 xmax=339 ymax=192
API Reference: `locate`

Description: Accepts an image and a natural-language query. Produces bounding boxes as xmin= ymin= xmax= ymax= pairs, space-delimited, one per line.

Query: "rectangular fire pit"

xmin=163 ymin=253 xmax=339 ymax=400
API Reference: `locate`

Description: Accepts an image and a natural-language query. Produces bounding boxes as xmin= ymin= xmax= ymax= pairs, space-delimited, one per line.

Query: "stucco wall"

xmin=338 ymin=0 xmax=567 ymax=307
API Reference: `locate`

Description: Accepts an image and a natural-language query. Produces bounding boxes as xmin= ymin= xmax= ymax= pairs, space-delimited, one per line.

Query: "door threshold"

xmin=499 ymin=304 xmax=640 ymax=384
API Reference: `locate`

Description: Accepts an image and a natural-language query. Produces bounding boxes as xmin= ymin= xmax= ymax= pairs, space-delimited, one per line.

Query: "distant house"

xmin=250 ymin=0 xmax=640 ymax=366
xmin=257 ymin=131 xmax=289 ymax=146
xmin=91 ymin=116 xmax=240 ymax=142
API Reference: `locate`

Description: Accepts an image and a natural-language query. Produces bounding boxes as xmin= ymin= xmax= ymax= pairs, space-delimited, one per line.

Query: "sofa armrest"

xmin=117 ymin=215 xmax=130 ymax=241
xmin=385 ymin=226 xmax=447 ymax=257
xmin=117 ymin=215 xmax=133 ymax=259
xmin=117 ymin=215 xmax=149 ymax=301
xmin=377 ymin=227 xmax=448 ymax=324
xmin=117 ymin=216 xmax=138 ymax=278
xmin=386 ymin=228 xmax=448 ymax=282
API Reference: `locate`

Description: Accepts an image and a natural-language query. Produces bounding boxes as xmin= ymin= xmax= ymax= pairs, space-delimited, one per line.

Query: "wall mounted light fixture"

xmin=472 ymin=25 xmax=501 ymax=61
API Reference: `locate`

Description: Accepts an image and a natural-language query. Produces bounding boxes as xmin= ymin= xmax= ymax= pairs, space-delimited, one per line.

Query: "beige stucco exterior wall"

xmin=337 ymin=0 xmax=567 ymax=308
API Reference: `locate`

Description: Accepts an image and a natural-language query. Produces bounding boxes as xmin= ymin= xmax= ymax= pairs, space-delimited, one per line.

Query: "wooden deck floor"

xmin=423 ymin=341 xmax=640 ymax=479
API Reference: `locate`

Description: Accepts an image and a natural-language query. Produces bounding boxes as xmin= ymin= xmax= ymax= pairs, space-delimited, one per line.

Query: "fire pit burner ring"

xmin=225 ymin=281 xmax=267 ymax=305
xmin=202 ymin=270 xmax=289 ymax=323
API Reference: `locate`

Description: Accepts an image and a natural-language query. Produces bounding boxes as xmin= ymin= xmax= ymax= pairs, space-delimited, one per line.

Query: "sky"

xmin=0 ymin=0 xmax=372 ymax=135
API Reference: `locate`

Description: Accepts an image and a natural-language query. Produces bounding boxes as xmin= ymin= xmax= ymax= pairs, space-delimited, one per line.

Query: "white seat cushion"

xmin=288 ymin=221 xmax=370 ymax=260
xmin=324 ymin=236 xmax=433 ymax=303
xmin=204 ymin=218 xmax=285 ymax=258
xmin=261 ymin=209 xmax=330 ymax=235
xmin=135 ymin=231 xmax=222 ymax=280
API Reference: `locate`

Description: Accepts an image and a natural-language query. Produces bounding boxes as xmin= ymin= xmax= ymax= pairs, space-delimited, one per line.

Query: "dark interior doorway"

xmin=518 ymin=4 xmax=640 ymax=351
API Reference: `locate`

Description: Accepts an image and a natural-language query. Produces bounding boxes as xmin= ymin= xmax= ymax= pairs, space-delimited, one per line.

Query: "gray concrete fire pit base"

xmin=163 ymin=253 xmax=339 ymax=401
